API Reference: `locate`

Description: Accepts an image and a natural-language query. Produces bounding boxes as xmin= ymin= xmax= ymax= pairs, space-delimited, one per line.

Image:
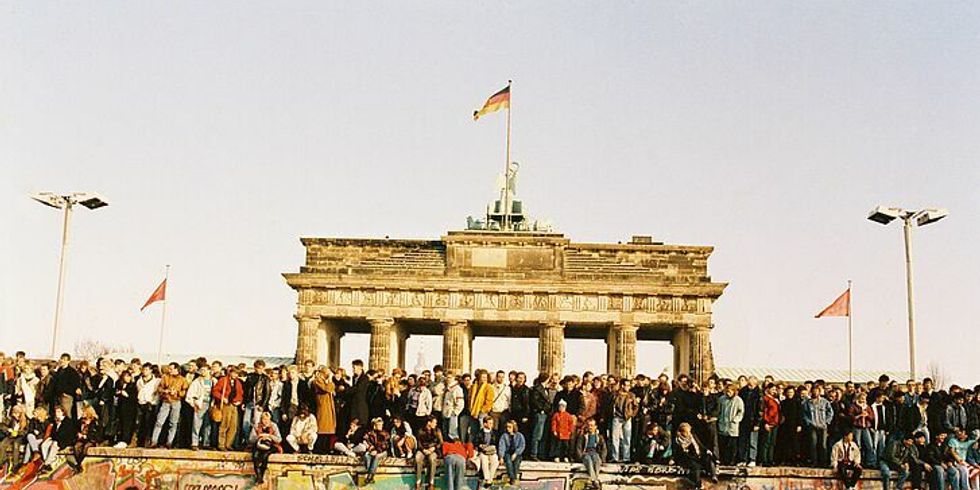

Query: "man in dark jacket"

xmin=347 ymin=361 xmax=370 ymax=428
xmin=880 ymin=434 xmax=921 ymax=490
xmin=529 ymin=374 xmax=551 ymax=460
xmin=737 ymin=377 xmax=763 ymax=465
xmin=242 ymin=360 xmax=271 ymax=447
xmin=510 ymin=373 xmax=531 ymax=443
xmin=51 ymin=354 xmax=81 ymax=419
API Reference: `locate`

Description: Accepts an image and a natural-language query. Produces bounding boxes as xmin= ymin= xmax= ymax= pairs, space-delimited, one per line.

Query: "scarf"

xmin=677 ymin=432 xmax=699 ymax=455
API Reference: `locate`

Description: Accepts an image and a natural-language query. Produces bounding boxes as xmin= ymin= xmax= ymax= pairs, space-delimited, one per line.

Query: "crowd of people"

xmin=1 ymin=350 xmax=979 ymax=490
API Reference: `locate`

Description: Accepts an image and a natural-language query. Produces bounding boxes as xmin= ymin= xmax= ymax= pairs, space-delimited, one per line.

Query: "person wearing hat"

xmin=551 ymin=399 xmax=576 ymax=463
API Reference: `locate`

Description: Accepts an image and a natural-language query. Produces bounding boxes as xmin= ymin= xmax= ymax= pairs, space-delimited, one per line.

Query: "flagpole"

xmin=847 ymin=279 xmax=853 ymax=382
xmin=502 ymin=79 xmax=512 ymax=231
xmin=157 ymin=265 xmax=170 ymax=364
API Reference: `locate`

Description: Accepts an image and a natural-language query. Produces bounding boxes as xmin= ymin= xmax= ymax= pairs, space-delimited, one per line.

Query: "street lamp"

xmin=31 ymin=192 xmax=109 ymax=357
xmin=867 ymin=205 xmax=948 ymax=381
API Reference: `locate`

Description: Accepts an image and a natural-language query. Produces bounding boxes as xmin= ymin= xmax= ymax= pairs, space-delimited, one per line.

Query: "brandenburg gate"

xmin=283 ymin=231 xmax=727 ymax=382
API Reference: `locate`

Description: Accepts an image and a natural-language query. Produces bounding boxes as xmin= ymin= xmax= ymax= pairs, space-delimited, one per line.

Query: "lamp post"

xmin=867 ymin=206 xmax=948 ymax=381
xmin=31 ymin=192 xmax=109 ymax=357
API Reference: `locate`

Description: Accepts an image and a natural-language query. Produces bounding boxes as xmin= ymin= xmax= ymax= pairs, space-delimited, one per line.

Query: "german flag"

xmin=473 ymin=85 xmax=510 ymax=121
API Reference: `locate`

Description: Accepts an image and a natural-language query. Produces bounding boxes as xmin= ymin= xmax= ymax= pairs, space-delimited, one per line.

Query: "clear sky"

xmin=2 ymin=2 xmax=978 ymax=383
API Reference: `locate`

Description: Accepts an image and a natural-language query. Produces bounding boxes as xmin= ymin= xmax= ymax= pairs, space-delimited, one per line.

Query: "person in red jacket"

xmin=759 ymin=383 xmax=781 ymax=466
xmin=551 ymin=399 xmax=576 ymax=462
xmin=443 ymin=434 xmax=474 ymax=490
xmin=211 ymin=366 xmax=244 ymax=451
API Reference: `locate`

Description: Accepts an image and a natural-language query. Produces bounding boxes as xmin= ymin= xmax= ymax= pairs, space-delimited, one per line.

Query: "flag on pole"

xmin=140 ymin=278 xmax=167 ymax=311
xmin=473 ymin=85 xmax=511 ymax=120
xmin=815 ymin=288 xmax=850 ymax=318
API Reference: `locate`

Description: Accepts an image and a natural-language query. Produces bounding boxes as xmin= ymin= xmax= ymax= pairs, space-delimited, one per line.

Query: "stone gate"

xmin=283 ymin=231 xmax=726 ymax=382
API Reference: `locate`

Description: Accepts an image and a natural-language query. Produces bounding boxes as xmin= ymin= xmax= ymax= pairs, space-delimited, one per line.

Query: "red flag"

xmin=815 ymin=288 xmax=850 ymax=318
xmin=140 ymin=278 xmax=167 ymax=312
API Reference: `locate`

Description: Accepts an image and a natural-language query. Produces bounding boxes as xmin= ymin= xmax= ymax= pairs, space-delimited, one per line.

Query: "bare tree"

xmin=926 ymin=361 xmax=947 ymax=390
xmin=73 ymin=338 xmax=133 ymax=362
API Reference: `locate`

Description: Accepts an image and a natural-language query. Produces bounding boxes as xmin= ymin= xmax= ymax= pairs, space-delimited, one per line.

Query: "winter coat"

xmin=312 ymin=375 xmax=337 ymax=434
xmin=717 ymin=394 xmax=744 ymax=437
xmin=468 ymin=382 xmax=494 ymax=417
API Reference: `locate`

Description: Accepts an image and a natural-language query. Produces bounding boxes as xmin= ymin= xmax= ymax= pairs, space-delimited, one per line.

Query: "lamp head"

xmin=30 ymin=192 xmax=66 ymax=209
xmin=867 ymin=206 xmax=903 ymax=225
xmin=915 ymin=208 xmax=948 ymax=227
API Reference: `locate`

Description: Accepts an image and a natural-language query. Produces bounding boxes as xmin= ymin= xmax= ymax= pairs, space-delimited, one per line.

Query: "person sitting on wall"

xmin=286 ymin=405 xmax=318 ymax=454
xmin=414 ymin=416 xmax=443 ymax=490
xmin=638 ymin=421 xmax=672 ymax=465
xmin=362 ymin=417 xmax=391 ymax=485
xmin=68 ymin=405 xmax=103 ymax=471
xmin=249 ymin=410 xmax=282 ymax=484
xmin=830 ymin=430 xmax=863 ymax=490
xmin=880 ymin=433 xmax=921 ymax=490
xmin=498 ymin=419 xmax=526 ymax=485
xmin=334 ymin=418 xmax=367 ymax=458
xmin=472 ymin=415 xmax=501 ymax=489
xmin=389 ymin=416 xmax=416 ymax=458
xmin=576 ymin=418 xmax=608 ymax=490
xmin=673 ymin=422 xmax=718 ymax=490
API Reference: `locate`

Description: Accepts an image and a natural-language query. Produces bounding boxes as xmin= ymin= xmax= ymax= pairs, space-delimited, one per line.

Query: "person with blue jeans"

xmin=880 ymin=434 xmax=921 ymax=490
xmin=921 ymin=431 xmax=959 ymax=490
xmin=150 ymin=363 xmax=189 ymax=448
xmin=576 ymin=418 xmax=607 ymax=490
xmin=610 ymin=378 xmax=638 ymax=463
xmin=947 ymin=427 xmax=980 ymax=490
xmin=498 ymin=419 xmax=526 ymax=484
xmin=737 ymin=377 xmax=763 ymax=466
xmin=362 ymin=417 xmax=390 ymax=485
xmin=441 ymin=374 xmax=465 ymax=442
xmin=803 ymin=386 xmax=834 ymax=467
xmin=529 ymin=374 xmax=552 ymax=460
xmin=185 ymin=365 xmax=215 ymax=449
xmin=849 ymin=392 xmax=876 ymax=468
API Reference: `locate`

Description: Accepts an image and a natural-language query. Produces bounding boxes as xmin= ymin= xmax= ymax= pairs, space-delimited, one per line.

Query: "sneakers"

xmin=113 ymin=442 xmax=128 ymax=449
xmin=747 ymin=462 xmax=756 ymax=467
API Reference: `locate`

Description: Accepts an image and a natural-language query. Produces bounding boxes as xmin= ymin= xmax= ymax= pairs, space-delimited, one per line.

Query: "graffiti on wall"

xmin=0 ymin=452 xmax=884 ymax=490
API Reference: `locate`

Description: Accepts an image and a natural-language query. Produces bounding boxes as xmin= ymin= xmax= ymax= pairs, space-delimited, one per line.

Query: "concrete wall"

xmin=0 ymin=448 xmax=888 ymax=490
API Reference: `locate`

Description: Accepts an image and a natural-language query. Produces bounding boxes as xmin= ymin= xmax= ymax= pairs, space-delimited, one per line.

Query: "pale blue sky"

xmin=2 ymin=2 xmax=978 ymax=382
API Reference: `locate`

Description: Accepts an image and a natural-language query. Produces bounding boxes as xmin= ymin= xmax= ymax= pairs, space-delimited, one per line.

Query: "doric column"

xmin=295 ymin=314 xmax=319 ymax=365
xmin=321 ymin=319 xmax=345 ymax=368
xmin=392 ymin=322 xmax=408 ymax=371
xmin=368 ymin=317 xmax=395 ymax=373
xmin=538 ymin=322 xmax=565 ymax=376
xmin=689 ymin=326 xmax=715 ymax=385
xmin=442 ymin=320 xmax=472 ymax=374
xmin=606 ymin=323 xmax=638 ymax=378
xmin=671 ymin=328 xmax=691 ymax=379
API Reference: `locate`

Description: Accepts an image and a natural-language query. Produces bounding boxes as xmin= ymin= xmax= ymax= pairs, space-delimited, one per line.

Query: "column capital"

xmin=367 ymin=317 xmax=395 ymax=328
xmin=612 ymin=322 xmax=639 ymax=331
xmin=440 ymin=319 xmax=469 ymax=328
xmin=294 ymin=313 xmax=321 ymax=323
xmin=540 ymin=321 xmax=565 ymax=329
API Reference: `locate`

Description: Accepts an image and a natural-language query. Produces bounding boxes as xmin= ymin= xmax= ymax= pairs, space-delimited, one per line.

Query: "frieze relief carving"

xmin=309 ymin=288 xmax=706 ymax=314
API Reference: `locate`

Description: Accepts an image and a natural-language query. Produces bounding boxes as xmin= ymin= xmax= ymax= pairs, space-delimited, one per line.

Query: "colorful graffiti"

xmin=0 ymin=449 xmax=887 ymax=490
